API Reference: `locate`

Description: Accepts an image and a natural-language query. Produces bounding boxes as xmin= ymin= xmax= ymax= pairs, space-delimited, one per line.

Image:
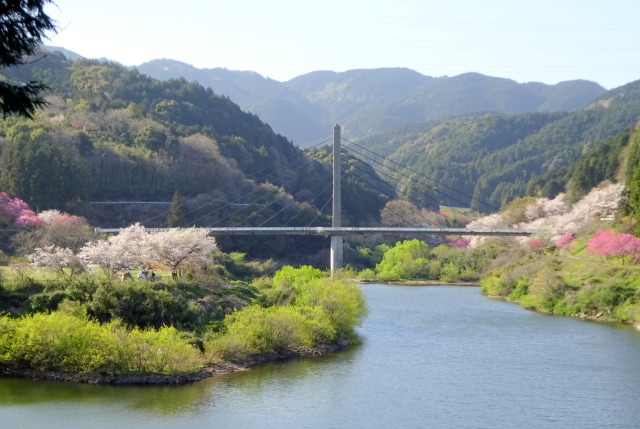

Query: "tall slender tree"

xmin=167 ymin=191 xmax=185 ymax=227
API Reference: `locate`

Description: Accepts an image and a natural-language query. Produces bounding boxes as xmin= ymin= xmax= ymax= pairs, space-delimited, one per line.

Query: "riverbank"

xmin=0 ymin=342 xmax=348 ymax=385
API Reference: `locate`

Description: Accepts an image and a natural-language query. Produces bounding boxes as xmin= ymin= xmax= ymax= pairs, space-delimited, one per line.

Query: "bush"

xmin=294 ymin=278 xmax=367 ymax=339
xmin=4 ymin=311 xmax=121 ymax=372
xmin=205 ymin=305 xmax=335 ymax=361
xmin=357 ymin=268 xmax=376 ymax=280
xmin=206 ymin=267 xmax=367 ymax=360
xmin=574 ymin=283 xmax=637 ymax=316
xmin=508 ymin=277 xmax=530 ymax=301
xmin=480 ymin=274 xmax=511 ymax=296
xmin=0 ymin=311 xmax=203 ymax=374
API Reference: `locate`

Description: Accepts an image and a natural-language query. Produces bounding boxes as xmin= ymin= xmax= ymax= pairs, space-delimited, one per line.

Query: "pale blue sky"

xmin=46 ymin=0 xmax=640 ymax=89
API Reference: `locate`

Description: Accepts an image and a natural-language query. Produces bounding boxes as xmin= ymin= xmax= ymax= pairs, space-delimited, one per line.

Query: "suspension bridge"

xmin=96 ymin=125 xmax=538 ymax=275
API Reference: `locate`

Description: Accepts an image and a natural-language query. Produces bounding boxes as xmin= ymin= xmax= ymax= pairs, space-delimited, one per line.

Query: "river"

xmin=2 ymin=284 xmax=640 ymax=429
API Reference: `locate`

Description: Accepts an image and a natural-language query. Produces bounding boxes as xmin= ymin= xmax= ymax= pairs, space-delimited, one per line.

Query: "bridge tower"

xmin=330 ymin=124 xmax=343 ymax=276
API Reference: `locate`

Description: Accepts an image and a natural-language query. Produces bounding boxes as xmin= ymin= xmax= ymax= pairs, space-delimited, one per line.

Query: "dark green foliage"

xmin=624 ymin=128 xmax=640 ymax=233
xmin=0 ymin=0 xmax=56 ymax=118
xmin=0 ymin=119 xmax=88 ymax=209
xmin=384 ymin=112 xmax=564 ymax=210
xmin=167 ymin=190 xmax=185 ymax=227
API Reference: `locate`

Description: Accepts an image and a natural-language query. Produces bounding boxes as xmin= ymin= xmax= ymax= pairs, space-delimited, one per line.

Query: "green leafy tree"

xmin=375 ymin=239 xmax=431 ymax=280
xmin=0 ymin=0 xmax=57 ymax=117
xmin=134 ymin=125 xmax=167 ymax=151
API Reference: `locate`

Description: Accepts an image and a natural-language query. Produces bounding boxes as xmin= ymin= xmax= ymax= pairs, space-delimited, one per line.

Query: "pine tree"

xmin=167 ymin=191 xmax=185 ymax=227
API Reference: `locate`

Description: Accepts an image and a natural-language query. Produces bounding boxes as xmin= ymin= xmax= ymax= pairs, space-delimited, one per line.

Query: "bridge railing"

xmin=95 ymin=226 xmax=541 ymax=236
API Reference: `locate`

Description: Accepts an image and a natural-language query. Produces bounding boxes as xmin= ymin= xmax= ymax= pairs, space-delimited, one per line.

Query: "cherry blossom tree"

xmin=37 ymin=209 xmax=63 ymax=224
xmin=78 ymin=223 xmax=149 ymax=277
xmin=466 ymin=183 xmax=624 ymax=249
xmin=145 ymin=228 xmax=218 ymax=278
xmin=27 ymin=245 xmax=80 ymax=279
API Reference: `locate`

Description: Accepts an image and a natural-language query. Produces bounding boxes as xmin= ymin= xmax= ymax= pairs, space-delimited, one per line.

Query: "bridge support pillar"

xmin=331 ymin=124 xmax=343 ymax=276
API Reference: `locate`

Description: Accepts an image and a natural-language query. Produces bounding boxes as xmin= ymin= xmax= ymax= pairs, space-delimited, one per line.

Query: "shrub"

xmin=5 ymin=311 xmax=121 ymax=372
xmin=294 ymin=278 xmax=367 ymax=339
xmin=0 ymin=311 xmax=203 ymax=374
xmin=357 ymin=268 xmax=376 ymax=280
xmin=508 ymin=277 xmax=530 ymax=301
xmin=439 ymin=263 xmax=460 ymax=283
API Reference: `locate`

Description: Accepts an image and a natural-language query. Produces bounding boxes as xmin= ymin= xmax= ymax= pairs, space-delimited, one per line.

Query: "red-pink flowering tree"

xmin=528 ymin=239 xmax=545 ymax=253
xmin=0 ymin=192 xmax=45 ymax=228
xmin=451 ymin=238 xmax=471 ymax=248
xmin=587 ymin=230 xmax=640 ymax=263
xmin=555 ymin=233 xmax=575 ymax=249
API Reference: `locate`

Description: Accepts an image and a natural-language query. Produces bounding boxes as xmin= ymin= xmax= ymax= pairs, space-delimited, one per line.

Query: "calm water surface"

xmin=2 ymin=284 xmax=640 ymax=429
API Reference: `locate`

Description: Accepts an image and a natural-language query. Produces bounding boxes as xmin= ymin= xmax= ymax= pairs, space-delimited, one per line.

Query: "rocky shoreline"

xmin=0 ymin=342 xmax=347 ymax=386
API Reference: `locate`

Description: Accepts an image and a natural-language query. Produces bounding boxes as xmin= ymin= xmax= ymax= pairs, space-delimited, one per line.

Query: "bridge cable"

xmin=344 ymin=163 xmax=436 ymax=228
xmin=342 ymin=145 xmax=472 ymax=215
xmin=341 ymin=137 xmax=500 ymax=213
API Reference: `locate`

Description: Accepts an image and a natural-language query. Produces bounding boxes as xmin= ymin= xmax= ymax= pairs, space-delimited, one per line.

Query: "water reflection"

xmin=0 ymin=376 xmax=215 ymax=416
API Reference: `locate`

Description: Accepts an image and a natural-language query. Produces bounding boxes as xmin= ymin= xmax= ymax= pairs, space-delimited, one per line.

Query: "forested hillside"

xmin=369 ymin=80 xmax=640 ymax=212
xmin=0 ymin=50 xmax=390 ymax=260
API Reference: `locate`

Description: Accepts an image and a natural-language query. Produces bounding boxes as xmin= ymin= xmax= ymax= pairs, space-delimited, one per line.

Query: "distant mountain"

xmin=136 ymin=59 xmax=329 ymax=145
xmin=135 ymin=59 xmax=606 ymax=147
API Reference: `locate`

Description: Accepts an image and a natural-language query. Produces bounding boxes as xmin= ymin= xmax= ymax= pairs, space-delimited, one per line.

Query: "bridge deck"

xmin=95 ymin=226 xmax=539 ymax=236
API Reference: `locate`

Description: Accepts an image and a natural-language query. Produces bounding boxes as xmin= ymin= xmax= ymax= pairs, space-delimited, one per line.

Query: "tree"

xmin=77 ymin=223 xmax=149 ymax=278
xmin=0 ymin=191 xmax=44 ymax=228
xmin=12 ymin=210 xmax=97 ymax=255
xmin=167 ymin=191 xmax=185 ymax=227
xmin=554 ymin=233 xmax=575 ymax=249
xmin=0 ymin=0 xmax=57 ymax=117
xmin=375 ymin=239 xmax=431 ymax=280
xmin=587 ymin=230 xmax=640 ymax=262
xmin=145 ymin=228 xmax=218 ymax=278
xmin=27 ymin=244 xmax=80 ymax=279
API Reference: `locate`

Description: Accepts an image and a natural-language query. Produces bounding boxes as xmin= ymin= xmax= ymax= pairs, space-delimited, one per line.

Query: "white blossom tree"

xmin=145 ymin=228 xmax=218 ymax=278
xmin=465 ymin=183 xmax=624 ymax=247
xmin=27 ymin=245 xmax=81 ymax=279
xmin=77 ymin=223 xmax=149 ymax=278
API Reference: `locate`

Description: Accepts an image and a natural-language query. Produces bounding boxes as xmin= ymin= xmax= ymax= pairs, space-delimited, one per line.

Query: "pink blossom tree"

xmin=451 ymin=238 xmax=471 ymax=248
xmin=587 ymin=230 xmax=640 ymax=263
xmin=0 ymin=192 xmax=45 ymax=228
xmin=528 ymin=239 xmax=546 ymax=253
xmin=555 ymin=233 xmax=575 ymax=250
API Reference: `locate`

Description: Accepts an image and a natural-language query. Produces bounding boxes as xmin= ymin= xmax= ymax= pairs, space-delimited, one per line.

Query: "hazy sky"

xmin=45 ymin=0 xmax=640 ymax=89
